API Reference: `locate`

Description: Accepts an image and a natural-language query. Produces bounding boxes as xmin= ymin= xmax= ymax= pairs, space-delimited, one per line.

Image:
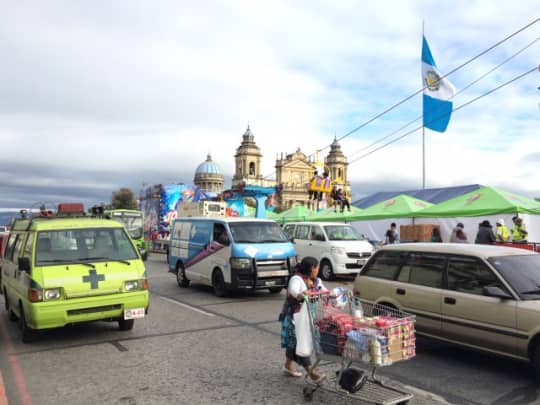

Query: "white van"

xmin=168 ymin=217 xmax=296 ymax=296
xmin=282 ymin=222 xmax=373 ymax=280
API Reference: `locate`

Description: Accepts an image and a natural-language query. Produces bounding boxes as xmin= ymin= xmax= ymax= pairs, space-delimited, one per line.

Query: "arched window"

xmin=338 ymin=168 xmax=343 ymax=179
xmin=249 ymin=162 xmax=256 ymax=176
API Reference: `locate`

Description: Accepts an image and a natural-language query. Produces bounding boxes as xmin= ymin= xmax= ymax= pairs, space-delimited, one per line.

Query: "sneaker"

xmin=282 ymin=367 xmax=302 ymax=377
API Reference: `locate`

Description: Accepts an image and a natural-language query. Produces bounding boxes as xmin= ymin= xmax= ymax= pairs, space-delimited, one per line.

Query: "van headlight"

xmin=230 ymin=258 xmax=251 ymax=269
xmin=331 ymin=247 xmax=347 ymax=255
xmin=44 ymin=288 xmax=62 ymax=300
xmin=125 ymin=280 xmax=139 ymax=291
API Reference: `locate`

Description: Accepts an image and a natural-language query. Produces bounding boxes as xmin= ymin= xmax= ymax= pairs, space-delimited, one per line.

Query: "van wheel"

xmin=320 ymin=260 xmax=335 ymax=281
xmin=212 ymin=270 xmax=227 ymax=297
xmin=268 ymin=287 xmax=283 ymax=294
xmin=118 ymin=319 xmax=134 ymax=331
xmin=18 ymin=303 xmax=34 ymax=343
xmin=176 ymin=263 xmax=190 ymax=288
xmin=4 ymin=290 xmax=17 ymax=321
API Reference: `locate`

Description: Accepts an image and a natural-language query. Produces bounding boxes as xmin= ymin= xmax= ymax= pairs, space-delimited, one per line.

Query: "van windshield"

xmin=324 ymin=225 xmax=362 ymax=241
xmin=35 ymin=228 xmax=139 ymax=266
xmin=488 ymin=255 xmax=540 ymax=300
xmin=229 ymin=222 xmax=289 ymax=243
xmin=111 ymin=212 xmax=143 ymax=239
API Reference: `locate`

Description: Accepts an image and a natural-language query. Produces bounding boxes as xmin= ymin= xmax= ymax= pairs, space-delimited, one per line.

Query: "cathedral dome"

xmin=195 ymin=154 xmax=222 ymax=175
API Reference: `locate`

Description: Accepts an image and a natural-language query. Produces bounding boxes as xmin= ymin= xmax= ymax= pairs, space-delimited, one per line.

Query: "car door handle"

xmin=396 ymin=288 xmax=406 ymax=295
xmin=444 ymin=297 xmax=456 ymax=305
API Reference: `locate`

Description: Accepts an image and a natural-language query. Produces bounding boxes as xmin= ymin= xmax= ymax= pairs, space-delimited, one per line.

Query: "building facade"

xmin=232 ymin=125 xmax=275 ymax=188
xmin=231 ymin=127 xmax=351 ymax=211
xmin=193 ymin=154 xmax=225 ymax=193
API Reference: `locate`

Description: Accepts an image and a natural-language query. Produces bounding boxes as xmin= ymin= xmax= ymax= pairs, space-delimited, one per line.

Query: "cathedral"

xmin=193 ymin=125 xmax=351 ymax=211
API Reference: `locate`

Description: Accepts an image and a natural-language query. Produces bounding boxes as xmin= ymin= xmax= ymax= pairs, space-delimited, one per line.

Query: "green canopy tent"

xmin=275 ymin=205 xmax=315 ymax=224
xmin=348 ymin=194 xmax=434 ymax=221
xmin=309 ymin=206 xmax=365 ymax=222
xmin=415 ymin=186 xmax=540 ymax=217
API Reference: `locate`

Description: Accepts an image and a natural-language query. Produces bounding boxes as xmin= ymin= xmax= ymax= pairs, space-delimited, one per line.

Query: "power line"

xmin=332 ymin=17 xmax=539 ymax=147
xmin=347 ymin=66 xmax=538 ymax=166
xmin=347 ymin=35 xmax=540 ymax=159
xmin=261 ymin=18 xmax=540 ymax=180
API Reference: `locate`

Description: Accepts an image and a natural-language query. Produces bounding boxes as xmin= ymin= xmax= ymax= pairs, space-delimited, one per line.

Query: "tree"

xmin=111 ymin=188 xmax=138 ymax=209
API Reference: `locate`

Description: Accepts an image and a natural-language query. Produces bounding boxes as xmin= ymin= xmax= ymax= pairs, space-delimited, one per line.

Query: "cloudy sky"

xmin=1 ymin=0 xmax=539 ymax=210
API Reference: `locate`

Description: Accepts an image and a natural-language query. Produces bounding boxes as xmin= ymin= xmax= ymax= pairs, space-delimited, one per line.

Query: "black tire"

xmin=118 ymin=319 xmax=135 ymax=331
xmin=212 ymin=270 xmax=227 ymax=297
xmin=268 ymin=287 xmax=283 ymax=294
xmin=176 ymin=263 xmax=190 ymax=288
xmin=18 ymin=303 xmax=34 ymax=343
xmin=533 ymin=344 xmax=540 ymax=383
xmin=320 ymin=260 xmax=335 ymax=281
xmin=4 ymin=290 xmax=17 ymax=321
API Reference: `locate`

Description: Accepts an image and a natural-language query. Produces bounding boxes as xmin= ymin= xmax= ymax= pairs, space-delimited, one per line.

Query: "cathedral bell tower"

xmin=325 ymin=137 xmax=350 ymax=194
xmin=232 ymin=125 xmax=263 ymax=186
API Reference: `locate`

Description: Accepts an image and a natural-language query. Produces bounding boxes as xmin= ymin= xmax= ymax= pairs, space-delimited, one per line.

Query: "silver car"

xmin=354 ymin=243 xmax=540 ymax=380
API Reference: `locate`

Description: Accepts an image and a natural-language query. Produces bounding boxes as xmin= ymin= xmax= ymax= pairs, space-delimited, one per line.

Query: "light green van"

xmin=1 ymin=204 xmax=149 ymax=342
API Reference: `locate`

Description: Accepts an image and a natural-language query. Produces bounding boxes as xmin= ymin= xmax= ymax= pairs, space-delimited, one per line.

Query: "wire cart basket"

xmin=302 ymin=290 xmax=416 ymax=404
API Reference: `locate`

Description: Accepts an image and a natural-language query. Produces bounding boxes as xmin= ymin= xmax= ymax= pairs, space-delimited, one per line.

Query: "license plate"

xmin=124 ymin=308 xmax=145 ymax=319
xmin=265 ymin=280 xmax=277 ymax=287
xmin=357 ymin=259 xmax=366 ymax=265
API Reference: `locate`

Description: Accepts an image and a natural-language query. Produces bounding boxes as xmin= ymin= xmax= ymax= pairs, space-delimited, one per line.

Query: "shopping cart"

xmin=302 ymin=290 xmax=415 ymax=404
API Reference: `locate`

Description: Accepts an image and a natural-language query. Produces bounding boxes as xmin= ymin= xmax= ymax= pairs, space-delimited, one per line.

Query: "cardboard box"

xmin=400 ymin=224 xmax=439 ymax=242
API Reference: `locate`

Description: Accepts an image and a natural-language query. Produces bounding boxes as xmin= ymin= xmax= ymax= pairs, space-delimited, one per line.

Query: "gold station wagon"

xmin=353 ymin=243 xmax=540 ymax=379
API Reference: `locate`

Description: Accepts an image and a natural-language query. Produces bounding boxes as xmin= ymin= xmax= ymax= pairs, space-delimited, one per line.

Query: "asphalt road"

xmin=0 ymin=255 xmax=539 ymax=405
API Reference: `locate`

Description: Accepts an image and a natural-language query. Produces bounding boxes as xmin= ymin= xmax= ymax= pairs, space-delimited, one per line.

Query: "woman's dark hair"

xmin=296 ymin=256 xmax=319 ymax=275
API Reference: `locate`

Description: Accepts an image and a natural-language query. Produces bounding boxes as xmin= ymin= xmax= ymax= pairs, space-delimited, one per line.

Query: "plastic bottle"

xmin=353 ymin=297 xmax=363 ymax=319
xmin=370 ymin=338 xmax=382 ymax=365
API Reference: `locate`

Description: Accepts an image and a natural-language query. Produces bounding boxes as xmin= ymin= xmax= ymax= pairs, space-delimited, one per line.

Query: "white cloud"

xmin=0 ymin=0 xmax=539 ymax=210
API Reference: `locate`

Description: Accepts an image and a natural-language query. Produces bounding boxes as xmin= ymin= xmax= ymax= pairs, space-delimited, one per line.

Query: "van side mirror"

xmin=483 ymin=286 xmax=512 ymax=300
xmin=290 ymin=237 xmax=295 ymax=243
xmin=18 ymin=257 xmax=31 ymax=272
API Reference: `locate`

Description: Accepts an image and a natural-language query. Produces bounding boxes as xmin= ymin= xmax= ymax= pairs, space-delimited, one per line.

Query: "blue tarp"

xmin=352 ymin=184 xmax=483 ymax=209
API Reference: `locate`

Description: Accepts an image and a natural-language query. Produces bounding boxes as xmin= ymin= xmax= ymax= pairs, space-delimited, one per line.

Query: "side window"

xmin=399 ymin=252 xmax=445 ymax=288
xmin=295 ymin=225 xmax=310 ymax=240
xmin=13 ymin=236 xmax=25 ymax=262
xmin=282 ymin=225 xmax=295 ymax=239
xmin=23 ymin=233 xmax=34 ymax=258
xmin=4 ymin=234 xmax=18 ymax=261
xmin=176 ymin=222 xmax=191 ymax=240
xmin=213 ymin=223 xmax=228 ymax=244
xmin=190 ymin=223 xmax=211 ymax=245
xmin=447 ymin=257 xmax=505 ymax=295
xmin=310 ymin=226 xmax=325 ymax=241
xmin=362 ymin=251 xmax=405 ymax=280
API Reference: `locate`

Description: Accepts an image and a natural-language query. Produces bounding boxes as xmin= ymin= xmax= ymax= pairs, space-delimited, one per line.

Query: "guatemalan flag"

xmin=422 ymin=35 xmax=456 ymax=132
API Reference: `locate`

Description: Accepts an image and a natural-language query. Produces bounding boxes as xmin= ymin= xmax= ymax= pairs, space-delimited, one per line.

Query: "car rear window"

xmin=361 ymin=250 xmax=406 ymax=280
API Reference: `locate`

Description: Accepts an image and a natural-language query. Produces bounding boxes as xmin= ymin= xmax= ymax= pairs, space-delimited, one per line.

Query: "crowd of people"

xmin=382 ymin=216 xmax=529 ymax=245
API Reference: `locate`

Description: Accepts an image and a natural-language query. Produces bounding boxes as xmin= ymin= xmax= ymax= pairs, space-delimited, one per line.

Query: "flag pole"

xmin=422 ymin=20 xmax=426 ymax=190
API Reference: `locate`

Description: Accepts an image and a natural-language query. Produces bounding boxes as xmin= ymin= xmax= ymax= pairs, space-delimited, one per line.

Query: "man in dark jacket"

xmin=475 ymin=220 xmax=496 ymax=245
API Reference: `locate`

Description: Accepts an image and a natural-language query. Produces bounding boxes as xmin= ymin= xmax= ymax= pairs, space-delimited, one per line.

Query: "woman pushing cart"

xmin=301 ymin=290 xmax=416 ymax=404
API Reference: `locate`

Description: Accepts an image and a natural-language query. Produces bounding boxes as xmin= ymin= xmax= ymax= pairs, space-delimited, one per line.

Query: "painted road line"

xmin=159 ymin=296 xmax=216 ymax=317
xmin=0 ymin=367 xmax=7 ymax=405
xmin=0 ymin=314 xmax=32 ymax=405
